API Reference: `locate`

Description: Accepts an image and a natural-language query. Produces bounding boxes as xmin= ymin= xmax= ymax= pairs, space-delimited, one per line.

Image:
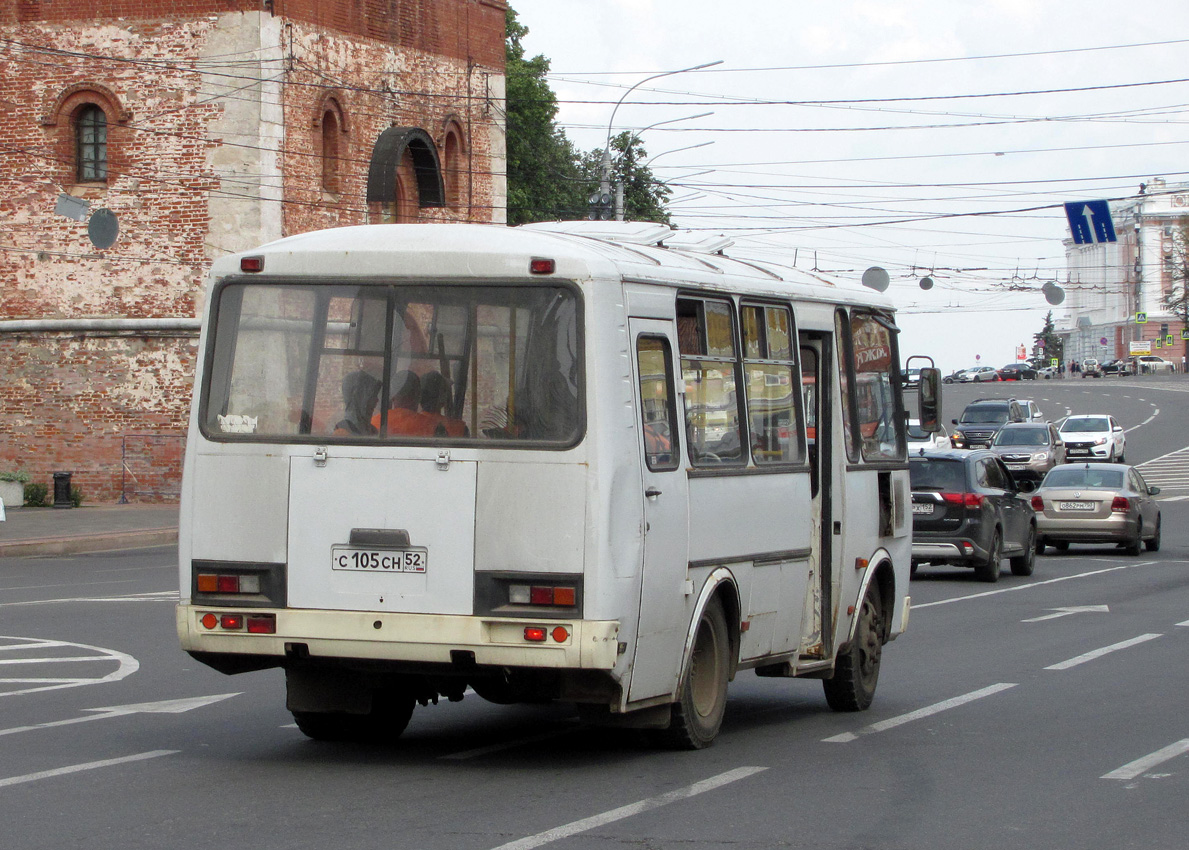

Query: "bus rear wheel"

xmin=292 ymin=689 xmax=415 ymax=743
xmin=823 ymin=582 xmax=883 ymax=712
xmin=657 ymin=598 xmax=730 ymax=750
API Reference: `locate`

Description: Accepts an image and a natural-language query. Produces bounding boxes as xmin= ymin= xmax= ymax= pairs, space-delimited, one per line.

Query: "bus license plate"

xmin=1058 ymin=501 xmax=1095 ymax=512
xmin=331 ymin=547 xmax=428 ymax=573
xmin=912 ymin=502 xmax=934 ymax=515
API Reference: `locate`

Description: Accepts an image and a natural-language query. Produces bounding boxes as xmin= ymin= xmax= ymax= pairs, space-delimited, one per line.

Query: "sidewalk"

xmin=0 ymin=503 xmax=178 ymax=558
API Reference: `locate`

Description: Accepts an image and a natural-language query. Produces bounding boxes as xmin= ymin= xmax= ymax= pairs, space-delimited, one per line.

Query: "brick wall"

xmin=0 ymin=5 xmax=506 ymax=502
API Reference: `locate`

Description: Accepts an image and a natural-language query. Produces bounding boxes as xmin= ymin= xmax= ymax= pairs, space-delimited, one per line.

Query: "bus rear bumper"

xmin=176 ymin=605 xmax=621 ymax=670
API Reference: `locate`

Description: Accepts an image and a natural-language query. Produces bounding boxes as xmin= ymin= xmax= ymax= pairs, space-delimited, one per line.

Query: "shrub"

xmin=24 ymin=482 xmax=49 ymax=507
xmin=0 ymin=471 xmax=32 ymax=484
xmin=70 ymin=486 xmax=84 ymax=507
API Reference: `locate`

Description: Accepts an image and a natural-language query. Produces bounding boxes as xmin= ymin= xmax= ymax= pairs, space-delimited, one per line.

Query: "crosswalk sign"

xmin=1136 ymin=312 xmax=1147 ymax=324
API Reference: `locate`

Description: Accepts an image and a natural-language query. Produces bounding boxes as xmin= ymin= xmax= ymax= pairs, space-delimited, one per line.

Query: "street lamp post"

xmin=596 ymin=60 xmax=721 ymax=220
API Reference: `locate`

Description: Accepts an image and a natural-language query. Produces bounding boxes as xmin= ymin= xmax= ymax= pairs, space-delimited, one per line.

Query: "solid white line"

xmin=1177 ymin=620 xmax=1189 ymax=627
xmin=1102 ymin=739 xmax=1189 ymax=780
xmin=488 ymin=766 xmax=767 ymax=850
xmin=0 ymin=750 xmax=178 ymax=789
xmin=1045 ymin=634 xmax=1162 ymax=670
xmin=913 ymin=562 xmax=1158 ymax=609
xmin=822 ymin=683 xmax=1017 ymax=743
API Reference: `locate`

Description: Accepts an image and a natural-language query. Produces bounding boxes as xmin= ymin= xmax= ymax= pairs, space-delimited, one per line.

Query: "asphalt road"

xmin=1 ymin=376 xmax=1187 ymax=850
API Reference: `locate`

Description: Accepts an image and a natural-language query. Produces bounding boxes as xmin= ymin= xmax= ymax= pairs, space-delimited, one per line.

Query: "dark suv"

xmin=909 ymin=449 xmax=1037 ymax=582
xmin=950 ymin=398 xmax=1026 ymax=449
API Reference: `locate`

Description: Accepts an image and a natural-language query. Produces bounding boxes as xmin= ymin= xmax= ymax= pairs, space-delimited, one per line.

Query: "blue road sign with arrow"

xmin=1064 ymin=200 xmax=1117 ymax=244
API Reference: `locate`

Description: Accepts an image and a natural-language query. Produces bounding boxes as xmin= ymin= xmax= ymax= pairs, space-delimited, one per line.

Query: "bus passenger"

xmin=372 ymin=371 xmax=431 ymax=436
xmin=333 ymin=370 xmax=381 ymax=436
xmin=419 ymin=371 xmax=468 ymax=437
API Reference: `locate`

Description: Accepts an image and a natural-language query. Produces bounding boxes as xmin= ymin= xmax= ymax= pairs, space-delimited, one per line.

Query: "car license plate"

xmin=1058 ymin=501 xmax=1095 ymax=512
xmin=912 ymin=502 xmax=934 ymax=515
xmin=1006 ymin=463 xmax=1026 ymax=470
xmin=1068 ymin=449 xmax=1089 ymax=456
xmin=331 ymin=547 xmax=428 ymax=573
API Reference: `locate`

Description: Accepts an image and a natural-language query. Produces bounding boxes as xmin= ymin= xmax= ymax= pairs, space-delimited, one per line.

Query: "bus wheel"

xmin=293 ymin=689 xmax=415 ymax=743
xmin=659 ymin=599 xmax=730 ymax=749
xmin=823 ymin=583 xmax=883 ymax=712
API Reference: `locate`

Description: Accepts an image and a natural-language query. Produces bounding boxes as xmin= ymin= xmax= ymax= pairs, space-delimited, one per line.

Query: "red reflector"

xmin=551 ymin=626 xmax=569 ymax=643
xmin=240 ymin=256 xmax=264 ymax=273
xmin=200 ymin=613 xmax=218 ymax=630
xmin=524 ymin=627 xmax=547 ymax=642
xmin=196 ymin=574 xmax=218 ymax=593
xmin=220 ymin=614 xmax=243 ymax=630
xmin=246 ymin=614 xmax=276 ymax=634
xmin=553 ymin=586 xmax=576 ymax=606
xmin=216 ymin=575 xmax=240 ymax=594
xmin=1111 ymin=496 xmax=1130 ymax=512
xmin=529 ymin=257 xmax=555 ymax=275
xmin=529 ymin=586 xmax=553 ymax=605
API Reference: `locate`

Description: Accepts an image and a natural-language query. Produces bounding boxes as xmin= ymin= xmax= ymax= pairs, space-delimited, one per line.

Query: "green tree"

xmin=582 ymin=132 xmax=672 ymax=224
xmin=1031 ymin=310 xmax=1063 ymax=370
xmin=504 ymin=8 xmax=586 ymax=224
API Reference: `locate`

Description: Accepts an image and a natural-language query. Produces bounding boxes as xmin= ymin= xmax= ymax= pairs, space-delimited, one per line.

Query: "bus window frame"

xmin=836 ymin=306 xmax=908 ymax=468
xmin=739 ymin=299 xmax=806 ymax=467
xmin=196 ymin=275 xmax=587 ymax=451
xmin=676 ymin=294 xmax=748 ymax=468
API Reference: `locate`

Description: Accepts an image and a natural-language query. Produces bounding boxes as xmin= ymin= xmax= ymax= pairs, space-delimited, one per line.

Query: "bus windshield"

xmin=201 ymin=281 xmax=581 ymax=445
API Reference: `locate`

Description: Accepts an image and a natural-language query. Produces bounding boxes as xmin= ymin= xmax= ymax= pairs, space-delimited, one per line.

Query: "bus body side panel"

xmin=185 ymin=451 xmax=290 ymax=568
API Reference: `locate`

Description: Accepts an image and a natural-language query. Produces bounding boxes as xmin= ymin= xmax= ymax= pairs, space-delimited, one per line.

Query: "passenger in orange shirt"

xmin=419 ymin=371 xmax=468 ymax=437
xmin=372 ymin=371 xmax=436 ymax=436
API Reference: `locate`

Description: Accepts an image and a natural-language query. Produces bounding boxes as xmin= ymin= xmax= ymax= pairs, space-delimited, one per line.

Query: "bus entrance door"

xmin=627 ymin=319 xmax=690 ymax=702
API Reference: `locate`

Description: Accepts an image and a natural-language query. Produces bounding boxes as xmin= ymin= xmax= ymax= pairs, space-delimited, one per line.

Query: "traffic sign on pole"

xmin=1064 ymin=200 xmax=1117 ymax=245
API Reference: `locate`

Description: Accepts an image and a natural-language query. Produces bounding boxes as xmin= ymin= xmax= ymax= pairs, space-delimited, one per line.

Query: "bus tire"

xmin=823 ymin=582 xmax=883 ymax=712
xmin=658 ymin=598 xmax=730 ymax=750
xmin=293 ymin=689 xmax=415 ymax=743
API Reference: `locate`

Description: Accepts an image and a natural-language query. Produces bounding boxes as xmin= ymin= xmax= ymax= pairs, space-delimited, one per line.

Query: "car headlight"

xmin=1094 ymin=437 xmax=1107 ymax=446
xmin=1032 ymin=452 xmax=1049 ymax=461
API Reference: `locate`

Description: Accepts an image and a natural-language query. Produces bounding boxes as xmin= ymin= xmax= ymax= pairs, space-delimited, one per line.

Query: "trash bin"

xmin=53 ymin=472 xmax=73 ymax=508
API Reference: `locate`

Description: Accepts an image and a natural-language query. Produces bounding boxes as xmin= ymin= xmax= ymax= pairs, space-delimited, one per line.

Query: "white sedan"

xmin=1057 ymin=414 xmax=1126 ymax=463
xmin=958 ymin=366 xmax=1000 ymax=382
xmin=906 ymin=419 xmax=950 ymax=450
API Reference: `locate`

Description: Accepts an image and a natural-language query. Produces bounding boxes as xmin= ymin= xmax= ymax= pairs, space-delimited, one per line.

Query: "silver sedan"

xmin=1032 ymin=463 xmax=1161 ymax=555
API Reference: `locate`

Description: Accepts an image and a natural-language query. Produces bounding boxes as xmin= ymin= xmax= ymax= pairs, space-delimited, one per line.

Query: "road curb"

xmin=0 ymin=529 xmax=178 ymax=558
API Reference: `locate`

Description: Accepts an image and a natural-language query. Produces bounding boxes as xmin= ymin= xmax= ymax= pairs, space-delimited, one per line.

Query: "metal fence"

xmin=120 ymin=434 xmax=186 ymax=503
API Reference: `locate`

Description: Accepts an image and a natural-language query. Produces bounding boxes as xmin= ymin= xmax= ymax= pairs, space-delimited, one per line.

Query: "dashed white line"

xmin=1044 ymin=634 xmax=1162 ymax=670
xmin=822 ymin=683 xmax=1018 ymax=743
xmin=1102 ymin=739 xmax=1189 ymax=780
xmin=488 ymin=766 xmax=767 ymax=850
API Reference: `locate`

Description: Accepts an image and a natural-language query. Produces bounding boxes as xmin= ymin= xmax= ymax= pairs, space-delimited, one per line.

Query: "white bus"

xmin=177 ymin=220 xmax=940 ymax=749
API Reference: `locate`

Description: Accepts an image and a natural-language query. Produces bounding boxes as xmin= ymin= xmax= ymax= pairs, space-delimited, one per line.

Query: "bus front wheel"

xmin=658 ymin=598 xmax=730 ymax=749
xmin=823 ymin=582 xmax=883 ymax=712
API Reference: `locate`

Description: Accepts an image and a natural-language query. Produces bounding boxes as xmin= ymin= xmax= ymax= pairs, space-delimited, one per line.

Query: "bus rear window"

xmin=201 ymin=282 xmax=581 ymax=445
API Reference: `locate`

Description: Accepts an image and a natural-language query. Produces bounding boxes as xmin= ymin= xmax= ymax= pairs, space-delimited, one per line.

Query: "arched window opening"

xmin=321 ymin=108 xmax=341 ymax=193
xmin=442 ymin=121 xmax=466 ymax=209
xmin=76 ymin=104 xmax=107 ymax=183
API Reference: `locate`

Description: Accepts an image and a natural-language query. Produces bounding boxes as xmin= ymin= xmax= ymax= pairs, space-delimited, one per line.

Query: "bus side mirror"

xmin=916 ymin=367 xmax=942 ymax=432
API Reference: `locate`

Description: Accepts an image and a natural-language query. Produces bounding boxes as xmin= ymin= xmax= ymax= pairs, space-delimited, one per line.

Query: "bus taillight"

xmin=510 ymin=584 xmax=576 ymax=607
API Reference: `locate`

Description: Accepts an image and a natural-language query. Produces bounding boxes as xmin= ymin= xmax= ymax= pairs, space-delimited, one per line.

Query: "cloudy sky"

xmin=509 ymin=0 xmax=1189 ymax=372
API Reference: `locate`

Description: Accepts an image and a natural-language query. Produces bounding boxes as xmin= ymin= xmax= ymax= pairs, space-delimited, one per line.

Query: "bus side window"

xmin=636 ymin=335 xmax=679 ymax=471
xmin=677 ymin=297 xmax=744 ymax=465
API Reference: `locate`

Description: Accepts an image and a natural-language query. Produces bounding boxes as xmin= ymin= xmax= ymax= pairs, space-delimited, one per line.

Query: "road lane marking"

xmin=1045 ymin=634 xmax=1162 ymax=670
xmin=0 ymin=591 xmax=177 ymax=608
xmin=1102 ymin=739 xmax=1189 ymax=780
xmin=1021 ymin=605 xmax=1109 ymax=622
xmin=488 ymin=766 xmax=767 ymax=850
xmin=0 ymin=750 xmax=178 ymax=790
xmin=1177 ymin=620 xmax=1189 ymax=627
xmin=0 ymin=693 xmax=239 ymax=738
xmin=0 ymin=637 xmax=139 ymax=698
xmin=441 ymin=723 xmax=578 ymax=760
xmin=822 ymin=683 xmax=1017 ymax=743
xmin=913 ymin=562 xmax=1159 ymax=609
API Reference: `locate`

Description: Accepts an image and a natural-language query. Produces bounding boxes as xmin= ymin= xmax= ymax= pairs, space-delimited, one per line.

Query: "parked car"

xmin=907 ymin=418 xmax=950 ymax=451
xmin=1056 ymin=414 xmax=1126 ymax=463
xmin=1080 ymin=358 xmax=1101 ymax=377
xmin=1037 ymin=365 xmax=1058 ymax=379
xmin=958 ymin=366 xmax=1000 ymax=382
xmin=1017 ymin=399 xmax=1044 ymax=422
xmin=1032 ymin=463 xmax=1160 ymax=555
xmin=942 ymin=369 xmax=968 ymax=384
xmin=950 ymin=398 xmax=1027 ymax=449
xmin=1100 ymin=359 xmax=1133 ymax=376
xmin=909 ymin=449 xmax=1037 ymax=581
xmin=988 ymin=422 xmax=1065 ymax=482
xmin=997 ymin=363 xmax=1037 ymax=381
xmin=1134 ymin=355 xmax=1175 ymax=374
xmin=902 ymin=367 xmax=921 ymax=388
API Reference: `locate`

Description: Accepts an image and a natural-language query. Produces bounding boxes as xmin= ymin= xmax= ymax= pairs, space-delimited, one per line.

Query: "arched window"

xmin=321 ymin=108 xmax=341 ymax=193
xmin=442 ymin=119 xmax=466 ymax=209
xmin=75 ymin=104 xmax=108 ymax=183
